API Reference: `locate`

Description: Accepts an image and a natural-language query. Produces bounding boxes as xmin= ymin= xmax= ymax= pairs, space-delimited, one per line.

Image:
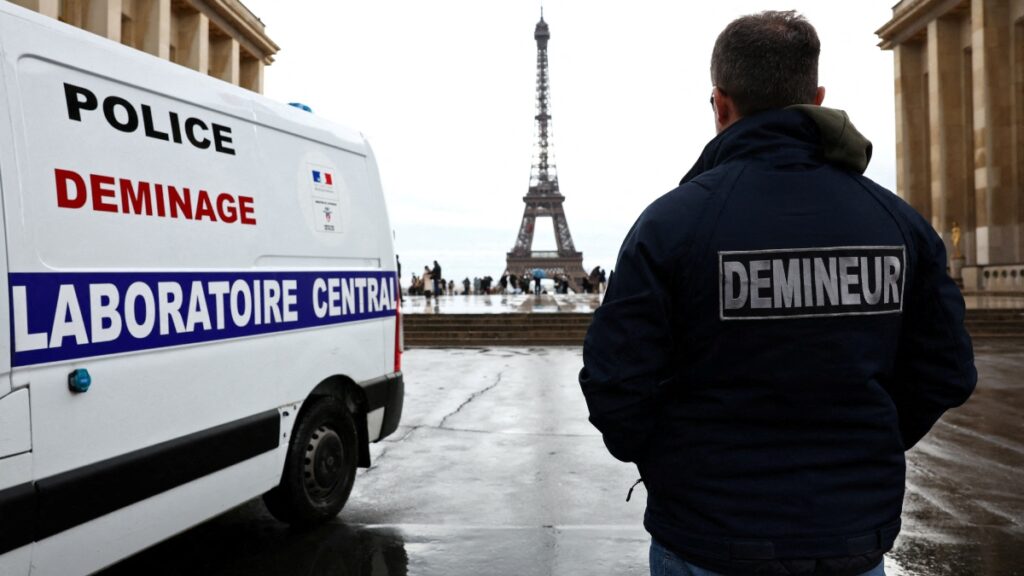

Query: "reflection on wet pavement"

xmin=101 ymin=502 xmax=410 ymax=576
xmin=885 ymin=339 xmax=1024 ymax=576
xmin=103 ymin=510 xmax=649 ymax=576
xmin=100 ymin=343 xmax=1024 ymax=576
xmin=403 ymin=293 xmax=603 ymax=315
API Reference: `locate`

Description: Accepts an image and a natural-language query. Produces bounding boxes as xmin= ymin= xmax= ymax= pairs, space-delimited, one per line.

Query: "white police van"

xmin=0 ymin=4 xmax=403 ymax=574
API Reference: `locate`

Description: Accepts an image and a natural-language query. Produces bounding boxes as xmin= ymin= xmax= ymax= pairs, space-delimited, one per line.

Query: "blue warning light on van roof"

xmin=288 ymin=102 xmax=313 ymax=113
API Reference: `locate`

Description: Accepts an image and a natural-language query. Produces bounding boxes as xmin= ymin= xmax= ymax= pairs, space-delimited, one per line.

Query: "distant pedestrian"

xmin=581 ymin=276 xmax=593 ymax=294
xmin=448 ymin=280 xmax=454 ymax=295
xmin=598 ymin=267 xmax=607 ymax=293
xmin=589 ymin=266 xmax=602 ymax=294
xmin=396 ymin=254 xmax=404 ymax=302
xmin=463 ymin=277 xmax=471 ymax=295
xmin=555 ymin=275 xmax=567 ymax=294
xmin=473 ymin=276 xmax=481 ymax=295
xmin=432 ymin=260 xmax=442 ymax=297
xmin=422 ymin=265 xmax=433 ymax=299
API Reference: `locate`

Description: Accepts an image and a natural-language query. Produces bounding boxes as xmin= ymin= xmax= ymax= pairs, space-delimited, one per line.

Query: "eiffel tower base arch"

xmin=505 ymin=254 xmax=588 ymax=294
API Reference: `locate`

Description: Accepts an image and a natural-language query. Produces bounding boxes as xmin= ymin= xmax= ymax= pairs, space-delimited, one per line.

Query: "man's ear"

xmin=714 ymin=87 xmax=738 ymax=133
xmin=814 ymin=86 xmax=826 ymax=106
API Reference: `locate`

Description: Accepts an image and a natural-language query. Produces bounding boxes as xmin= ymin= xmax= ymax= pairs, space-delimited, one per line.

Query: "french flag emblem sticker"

xmin=309 ymin=163 xmax=340 ymax=199
xmin=312 ymin=170 xmax=334 ymax=186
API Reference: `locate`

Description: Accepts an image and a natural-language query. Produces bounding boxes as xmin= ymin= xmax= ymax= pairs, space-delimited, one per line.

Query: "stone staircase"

xmin=402 ymin=309 xmax=1024 ymax=347
xmin=963 ymin=309 xmax=1024 ymax=339
xmin=403 ymin=313 xmax=592 ymax=347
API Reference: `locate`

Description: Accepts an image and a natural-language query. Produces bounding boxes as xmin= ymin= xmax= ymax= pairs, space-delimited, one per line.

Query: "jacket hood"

xmin=681 ymin=106 xmax=873 ymax=184
xmin=788 ymin=105 xmax=873 ymax=174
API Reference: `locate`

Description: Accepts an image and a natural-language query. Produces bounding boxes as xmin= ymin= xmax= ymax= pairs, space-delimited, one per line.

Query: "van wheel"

xmin=264 ymin=396 xmax=358 ymax=525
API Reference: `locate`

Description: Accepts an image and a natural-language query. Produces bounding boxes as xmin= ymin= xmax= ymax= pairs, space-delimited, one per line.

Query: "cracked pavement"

xmin=100 ymin=344 xmax=1024 ymax=576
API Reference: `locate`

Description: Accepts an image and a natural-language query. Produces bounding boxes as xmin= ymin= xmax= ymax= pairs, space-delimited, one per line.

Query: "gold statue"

xmin=951 ymin=219 xmax=962 ymax=259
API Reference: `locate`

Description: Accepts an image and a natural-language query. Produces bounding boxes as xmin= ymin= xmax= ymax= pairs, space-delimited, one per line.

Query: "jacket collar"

xmin=680 ymin=106 xmax=872 ymax=185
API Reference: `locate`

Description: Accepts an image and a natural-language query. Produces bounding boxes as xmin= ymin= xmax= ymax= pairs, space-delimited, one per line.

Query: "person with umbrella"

xmin=531 ymin=268 xmax=545 ymax=295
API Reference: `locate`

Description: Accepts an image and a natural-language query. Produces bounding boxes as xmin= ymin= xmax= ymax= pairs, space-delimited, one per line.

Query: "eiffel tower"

xmin=505 ymin=11 xmax=587 ymax=291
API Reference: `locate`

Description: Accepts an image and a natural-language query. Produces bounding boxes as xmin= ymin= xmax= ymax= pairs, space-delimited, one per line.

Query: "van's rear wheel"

xmin=264 ymin=396 xmax=358 ymax=525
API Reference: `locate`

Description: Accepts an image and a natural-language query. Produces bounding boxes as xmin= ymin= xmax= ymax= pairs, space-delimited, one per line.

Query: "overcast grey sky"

xmin=243 ymin=1 xmax=897 ymax=284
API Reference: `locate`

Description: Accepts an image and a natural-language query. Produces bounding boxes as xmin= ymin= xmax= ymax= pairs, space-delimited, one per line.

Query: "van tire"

xmin=264 ymin=396 xmax=358 ymax=525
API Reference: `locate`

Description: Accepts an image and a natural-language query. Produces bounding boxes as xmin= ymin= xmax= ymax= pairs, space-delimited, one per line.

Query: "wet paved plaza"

xmin=102 ymin=341 xmax=1024 ymax=575
xmin=890 ymin=339 xmax=1024 ymax=575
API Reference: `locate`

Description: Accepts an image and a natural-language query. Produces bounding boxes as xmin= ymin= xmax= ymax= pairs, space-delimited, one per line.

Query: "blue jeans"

xmin=650 ymin=539 xmax=885 ymax=576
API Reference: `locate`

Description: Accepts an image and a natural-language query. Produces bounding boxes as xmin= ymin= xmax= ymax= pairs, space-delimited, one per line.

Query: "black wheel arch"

xmin=302 ymin=376 xmax=371 ymax=468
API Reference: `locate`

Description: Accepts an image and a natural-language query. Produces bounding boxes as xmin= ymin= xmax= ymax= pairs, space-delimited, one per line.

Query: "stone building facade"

xmin=10 ymin=0 xmax=278 ymax=93
xmin=878 ymin=0 xmax=1024 ymax=291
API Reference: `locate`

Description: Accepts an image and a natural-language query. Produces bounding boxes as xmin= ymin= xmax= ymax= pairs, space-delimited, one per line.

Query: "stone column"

xmin=972 ymin=0 xmax=1016 ymax=266
xmin=136 ymin=0 xmax=171 ymax=60
xmin=9 ymin=0 xmax=58 ymax=18
xmin=960 ymin=39 xmax=977 ymax=267
xmin=1015 ymin=21 xmax=1024 ymax=264
xmin=84 ymin=0 xmax=123 ymax=42
xmin=927 ymin=17 xmax=968 ymax=254
xmin=209 ymin=35 xmax=240 ymax=85
xmin=174 ymin=8 xmax=209 ymax=74
xmin=240 ymin=55 xmax=264 ymax=93
xmin=895 ymin=41 xmax=931 ymax=218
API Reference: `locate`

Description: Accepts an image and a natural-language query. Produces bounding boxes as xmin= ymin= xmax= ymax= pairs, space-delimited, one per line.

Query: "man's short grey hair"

xmin=711 ymin=10 xmax=820 ymax=117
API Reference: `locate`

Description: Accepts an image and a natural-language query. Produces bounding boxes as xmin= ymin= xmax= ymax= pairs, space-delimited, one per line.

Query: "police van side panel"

xmin=0 ymin=38 xmax=32 ymax=572
xmin=0 ymin=5 xmax=399 ymax=575
xmin=249 ymin=106 xmax=401 ymax=436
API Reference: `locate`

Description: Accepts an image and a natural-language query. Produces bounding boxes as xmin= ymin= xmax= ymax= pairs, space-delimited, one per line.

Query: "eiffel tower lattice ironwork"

xmin=505 ymin=11 xmax=587 ymax=290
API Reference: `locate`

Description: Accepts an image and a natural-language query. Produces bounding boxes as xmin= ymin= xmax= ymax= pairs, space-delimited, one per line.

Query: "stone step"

xmin=404 ymin=325 xmax=588 ymax=334
xmin=406 ymin=331 xmax=585 ymax=340
xmin=405 ymin=314 xmax=592 ymax=321
xmin=404 ymin=317 xmax=592 ymax=333
xmin=407 ymin=323 xmax=590 ymax=331
xmin=965 ymin=328 xmax=1024 ymax=334
xmin=407 ymin=311 xmax=1024 ymax=320
xmin=965 ymin=321 xmax=1024 ymax=327
xmin=405 ymin=336 xmax=585 ymax=344
xmin=966 ymin=319 xmax=1024 ymax=326
xmin=405 ymin=321 xmax=1021 ymax=330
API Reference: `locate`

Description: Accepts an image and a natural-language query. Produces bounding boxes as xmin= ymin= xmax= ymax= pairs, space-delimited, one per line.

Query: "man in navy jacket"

xmin=579 ymin=11 xmax=976 ymax=576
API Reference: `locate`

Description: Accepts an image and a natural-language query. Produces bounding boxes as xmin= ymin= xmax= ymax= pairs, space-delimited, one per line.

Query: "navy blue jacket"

xmin=580 ymin=107 xmax=976 ymax=575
